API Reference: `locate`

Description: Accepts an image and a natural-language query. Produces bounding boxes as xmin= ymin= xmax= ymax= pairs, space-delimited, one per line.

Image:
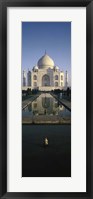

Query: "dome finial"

xmin=45 ymin=50 xmax=47 ymax=55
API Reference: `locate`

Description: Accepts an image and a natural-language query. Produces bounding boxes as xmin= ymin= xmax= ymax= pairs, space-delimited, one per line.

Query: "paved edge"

xmin=22 ymin=94 xmax=40 ymax=110
xmin=51 ymin=93 xmax=71 ymax=112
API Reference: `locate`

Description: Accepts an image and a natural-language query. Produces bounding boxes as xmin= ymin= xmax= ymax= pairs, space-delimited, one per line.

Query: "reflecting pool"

xmin=22 ymin=93 xmax=71 ymax=124
xmin=22 ymin=93 xmax=71 ymax=177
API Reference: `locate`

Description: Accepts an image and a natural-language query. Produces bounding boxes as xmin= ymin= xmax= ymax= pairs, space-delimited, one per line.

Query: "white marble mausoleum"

xmin=22 ymin=52 xmax=65 ymax=91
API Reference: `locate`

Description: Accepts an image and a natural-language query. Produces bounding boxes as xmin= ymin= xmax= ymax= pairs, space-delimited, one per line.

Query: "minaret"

xmin=65 ymin=70 xmax=68 ymax=89
xmin=27 ymin=68 xmax=31 ymax=86
xmin=23 ymin=70 xmax=27 ymax=87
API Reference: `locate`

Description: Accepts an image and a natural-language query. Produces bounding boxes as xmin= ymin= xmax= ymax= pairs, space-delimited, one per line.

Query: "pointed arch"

xmin=42 ymin=75 xmax=50 ymax=86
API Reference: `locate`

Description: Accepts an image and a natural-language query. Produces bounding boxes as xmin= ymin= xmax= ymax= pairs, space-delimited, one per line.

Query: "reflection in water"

xmin=23 ymin=93 xmax=71 ymax=119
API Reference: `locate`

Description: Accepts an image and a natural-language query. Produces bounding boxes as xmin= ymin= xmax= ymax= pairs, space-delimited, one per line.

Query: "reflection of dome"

xmin=37 ymin=53 xmax=54 ymax=69
xmin=42 ymin=97 xmax=50 ymax=108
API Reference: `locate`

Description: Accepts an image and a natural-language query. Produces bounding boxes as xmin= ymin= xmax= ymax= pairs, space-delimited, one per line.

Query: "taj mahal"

xmin=22 ymin=52 xmax=68 ymax=91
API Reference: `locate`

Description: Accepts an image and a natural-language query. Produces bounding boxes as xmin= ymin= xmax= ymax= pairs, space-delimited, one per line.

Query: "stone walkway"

xmin=51 ymin=94 xmax=71 ymax=111
xmin=22 ymin=115 xmax=71 ymax=124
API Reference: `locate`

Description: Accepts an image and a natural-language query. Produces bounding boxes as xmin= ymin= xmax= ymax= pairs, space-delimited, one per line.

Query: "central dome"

xmin=37 ymin=53 xmax=54 ymax=69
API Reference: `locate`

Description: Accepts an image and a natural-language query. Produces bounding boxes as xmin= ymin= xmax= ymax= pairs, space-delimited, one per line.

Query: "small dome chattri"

xmin=54 ymin=66 xmax=59 ymax=70
xmin=34 ymin=65 xmax=38 ymax=70
xmin=33 ymin=65 xmax=38 ymax=71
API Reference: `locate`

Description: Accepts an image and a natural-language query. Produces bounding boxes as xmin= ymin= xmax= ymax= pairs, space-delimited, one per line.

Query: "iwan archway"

xmin=42 ymin=74 xmax=50 ymax=86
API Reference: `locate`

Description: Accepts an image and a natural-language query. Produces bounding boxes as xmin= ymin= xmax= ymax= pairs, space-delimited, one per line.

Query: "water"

xmin=22 ymin=93 xmax=71 ymax=124
xmin=22 ymin=93 xmax=71 ymax=177
xmin=22 ymin=124 xmax=71 ymax=177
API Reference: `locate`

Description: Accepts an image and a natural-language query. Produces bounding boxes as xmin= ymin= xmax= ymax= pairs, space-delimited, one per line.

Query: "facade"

xmin=22 ymin=53 xmax=65 ymax=91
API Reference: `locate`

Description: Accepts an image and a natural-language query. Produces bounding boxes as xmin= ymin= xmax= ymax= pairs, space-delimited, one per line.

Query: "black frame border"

xmin=0 ymin=0 xmax=93 ymax=198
